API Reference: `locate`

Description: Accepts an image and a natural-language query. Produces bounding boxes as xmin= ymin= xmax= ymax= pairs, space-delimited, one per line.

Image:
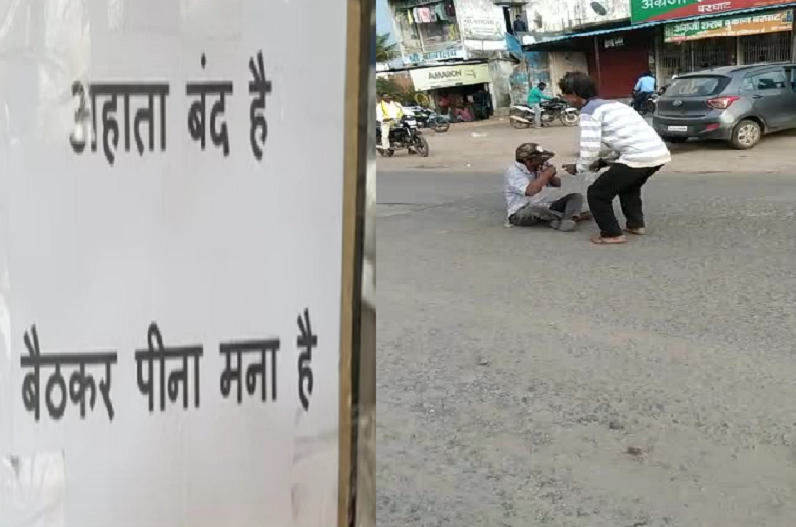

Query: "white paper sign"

xmin=0 ymin=1 xmax=346 ymax=526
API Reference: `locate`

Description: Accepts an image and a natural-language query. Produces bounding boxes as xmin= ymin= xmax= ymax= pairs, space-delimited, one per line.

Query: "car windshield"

xmin=667 ymin=76 xmax=731 ymax=97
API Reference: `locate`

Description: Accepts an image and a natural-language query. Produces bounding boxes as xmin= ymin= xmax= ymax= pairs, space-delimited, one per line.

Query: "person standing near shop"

xmin=376 ymin=93 xmax=404 ymax=153
xmin=513 ymin=15 xmax=528 ymax=34
xmin=558 ymin=71 xmax=670 ymax=246
xmin=527 ymin=81 xmax=552 ymax=128
xmin=473 ymin=89 xmax=492 ymax=121
xmin=438 ymin=93 xmax=450 ymax=115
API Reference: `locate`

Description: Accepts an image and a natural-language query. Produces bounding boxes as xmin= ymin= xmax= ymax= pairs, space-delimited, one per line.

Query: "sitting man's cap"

xmin=516 ymin=142 xmax=555 ymax=163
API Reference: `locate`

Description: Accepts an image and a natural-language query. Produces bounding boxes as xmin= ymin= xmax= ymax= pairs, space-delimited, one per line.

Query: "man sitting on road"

xmin=505 ymin=143 xmax=586 ymax=232
xmin=527 ymin=81 xmax=553 ymax=129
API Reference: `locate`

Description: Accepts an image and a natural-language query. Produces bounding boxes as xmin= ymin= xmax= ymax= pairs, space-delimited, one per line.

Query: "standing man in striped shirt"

xmin=559 ymin=72 xmax=671 ymax=245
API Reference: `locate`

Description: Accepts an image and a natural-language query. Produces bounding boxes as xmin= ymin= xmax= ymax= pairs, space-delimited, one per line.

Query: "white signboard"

xmin=456 ymin=0 xmax=507 ymax=41
xmin=0 ymin=1 xmax=346 ymax=527
xmin=410 ymin=63 xmax=491 ymax=91
xmin=404 ymin=47 xmax=466 ymax=65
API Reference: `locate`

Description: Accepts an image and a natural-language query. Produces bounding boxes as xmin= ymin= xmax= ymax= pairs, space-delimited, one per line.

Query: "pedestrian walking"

xmin=558 ymin=71 xmax=671 ymax=245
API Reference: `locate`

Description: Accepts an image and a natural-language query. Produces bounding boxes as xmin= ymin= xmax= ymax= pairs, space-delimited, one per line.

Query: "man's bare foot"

xmin=591 ymin=235 xmax=628 ymax=245
xmin=624 ymin=227 xmax=646 ymax=235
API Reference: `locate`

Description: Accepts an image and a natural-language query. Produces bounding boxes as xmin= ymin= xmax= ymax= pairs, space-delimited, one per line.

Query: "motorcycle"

xmin=632 ymin=89 xmax=662 ymax=116
xmin=403 ymin=106 xmax=450 ymax=133
xmin=509 ymin=97 xmax=580 ymax=129
xmin=377 ymin=116 xmax=430 ymax=157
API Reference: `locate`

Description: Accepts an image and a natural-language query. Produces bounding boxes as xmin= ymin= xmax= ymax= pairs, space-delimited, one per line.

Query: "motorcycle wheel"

xmin=560 ymin=112 xmax=579 ymax=126
xmin=414 ymin=136 xmax=430 ymax=157
xmin=637 ymin=100 xmax=654 ymax=116
xmin=433 ymin=120 xmax=450 ymax=133
xmin=509 ymin=109 xmax=531 ymax=129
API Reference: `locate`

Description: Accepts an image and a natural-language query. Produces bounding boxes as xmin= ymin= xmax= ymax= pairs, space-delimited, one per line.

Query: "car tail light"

xmin=705 ymin=123 xmax=720 ymax=132
xmin=706 ymin=96 xmax=740 ymax=110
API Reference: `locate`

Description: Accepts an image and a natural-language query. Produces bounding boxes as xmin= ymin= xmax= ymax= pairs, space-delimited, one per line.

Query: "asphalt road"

xmin=377 ymin=170 xmax=796 ymax=527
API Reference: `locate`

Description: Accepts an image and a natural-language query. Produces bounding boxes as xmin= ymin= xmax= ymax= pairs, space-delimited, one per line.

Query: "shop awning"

xmin=523 ymin=4 xmax=795 ymax=50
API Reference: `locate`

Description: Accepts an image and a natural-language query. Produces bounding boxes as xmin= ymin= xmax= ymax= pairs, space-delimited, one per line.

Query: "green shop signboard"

xmin=664 ymin=9 xmax=793 ymax=42
xmin=631 ymin=0 xmax=796 ymax=23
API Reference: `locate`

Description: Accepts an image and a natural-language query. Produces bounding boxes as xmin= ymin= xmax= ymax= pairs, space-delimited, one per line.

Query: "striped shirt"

xmin=575 ymin=98 xmax=670 ymax=174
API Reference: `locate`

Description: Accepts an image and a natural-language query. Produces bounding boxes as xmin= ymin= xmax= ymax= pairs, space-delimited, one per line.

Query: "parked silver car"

xmin=653 ymin=63 xmax=796 ymax=149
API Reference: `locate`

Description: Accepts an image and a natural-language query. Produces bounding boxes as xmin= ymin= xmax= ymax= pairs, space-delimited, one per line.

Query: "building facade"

xmin=519 ymin=0 xmax=655 ymax=99
xmin=643 ymin=2 xmax=796 ymax=84
xmin=385 ymin=0 xmax=524 ymax=112
xmin=383 ymin=0 xmax=796 ymax=107
xmin=521 ymin=0 xmax=796 ymax=99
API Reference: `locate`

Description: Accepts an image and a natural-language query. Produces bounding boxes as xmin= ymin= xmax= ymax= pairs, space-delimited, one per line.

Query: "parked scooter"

xmin=403 ymin=106 xmax=451 ymax=133
xmin=376 ymin=115 xmax=430 ymax=157
xmin=509 ymin=97 xmax=580 ymax=128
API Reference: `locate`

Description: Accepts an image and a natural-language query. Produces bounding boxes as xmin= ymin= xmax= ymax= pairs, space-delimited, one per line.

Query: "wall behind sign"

xmin=524 ymin=0 xmax=630 ymax=34
xmin=509 ymin=51 xmax=552 ymax=104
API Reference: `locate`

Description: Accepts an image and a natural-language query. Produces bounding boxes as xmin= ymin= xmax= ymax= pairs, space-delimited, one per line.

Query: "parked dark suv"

xmin=653 ymin=63 xmax=796 ymax=149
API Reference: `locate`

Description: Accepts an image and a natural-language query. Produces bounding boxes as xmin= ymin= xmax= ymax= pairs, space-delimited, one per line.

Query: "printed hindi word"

xmin=20 ymin=325 xmax=117 ymax=421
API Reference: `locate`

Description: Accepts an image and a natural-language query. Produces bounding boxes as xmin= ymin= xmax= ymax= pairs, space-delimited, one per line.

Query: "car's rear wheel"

xmin=662 ymin=136 xmax=688 ymax=144
xmin=730 ymin=119 xmax=761 ymax=150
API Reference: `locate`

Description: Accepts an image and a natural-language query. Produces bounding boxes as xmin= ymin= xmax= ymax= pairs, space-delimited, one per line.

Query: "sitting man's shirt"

xmin=575 ymin=98 xmax=671 ymax=174
xmin=504 ymin=162 xmax=560 ymax=218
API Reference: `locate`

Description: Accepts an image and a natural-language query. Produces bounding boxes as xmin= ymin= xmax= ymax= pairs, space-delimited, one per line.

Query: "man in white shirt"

xmin=376 ymin=93 xmax=404 ymax=152
xmin=504 ymin=143 xmax=585 ymax=232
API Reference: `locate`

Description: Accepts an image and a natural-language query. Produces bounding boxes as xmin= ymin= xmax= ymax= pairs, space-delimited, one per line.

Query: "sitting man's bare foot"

xmin=591 ymin=235 xmax=628 ymax=245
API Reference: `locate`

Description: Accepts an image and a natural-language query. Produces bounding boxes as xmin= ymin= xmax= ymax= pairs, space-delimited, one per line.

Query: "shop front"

xmin=657 ymin=8 xmax=794 ymax=82
xmin=409 ymin=62 xmax=494 ymax=120
xmin=590 ymin=28 xmax=657 ymax=98
xmin=523 ymin=24 xmax=656 ymax=99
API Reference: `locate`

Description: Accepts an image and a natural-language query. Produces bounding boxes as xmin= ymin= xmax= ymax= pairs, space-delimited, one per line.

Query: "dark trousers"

xmin=632 ymin=91 xmax=652 ymax=110
xmin=549 ymin=193 xmax=584 ymax=220
xmin=587 ymin=164 xmax=662 ymax=238
xmin=509 ymin=193 xmax=584 ymax=226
